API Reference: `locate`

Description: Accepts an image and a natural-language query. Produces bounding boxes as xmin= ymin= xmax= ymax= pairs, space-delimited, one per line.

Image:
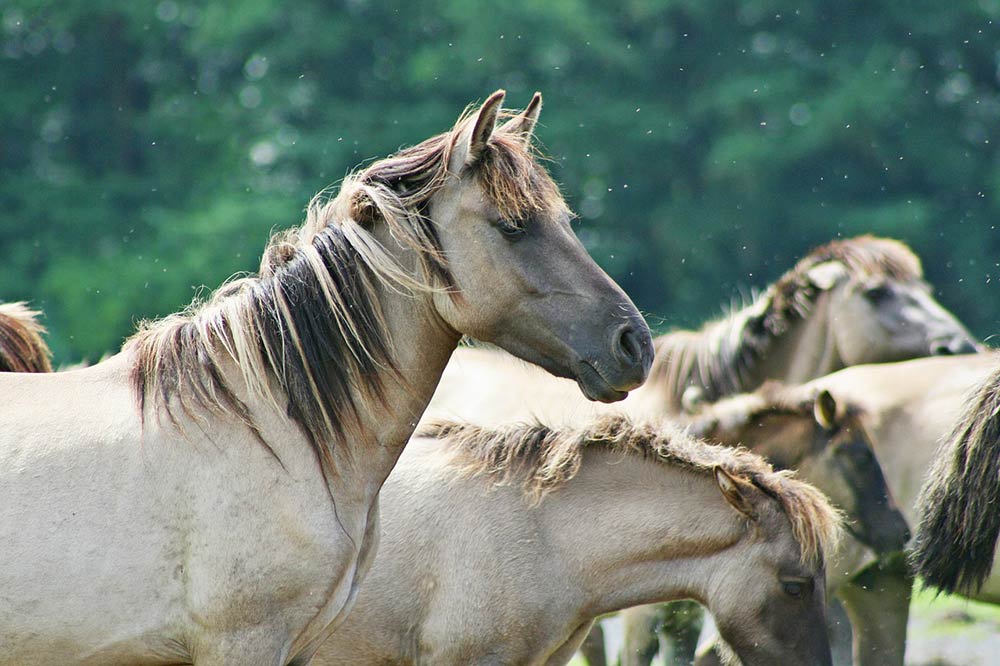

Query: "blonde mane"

xmin=649 ymin=235 xmax=923 ymax=409
xmin=126 ymin=104 xmax=568 ymax=475
xmin=0 ymin=302 xmax=53 ymax=373
xmin=419 ymin=414 xmax=841 ymax=567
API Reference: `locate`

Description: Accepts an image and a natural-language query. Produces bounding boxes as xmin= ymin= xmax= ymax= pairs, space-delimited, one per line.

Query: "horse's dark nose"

xmin=931 ymin=337 xmax=980 ymax=356
xmin=613 ymin=322 xmax=653 ymax=374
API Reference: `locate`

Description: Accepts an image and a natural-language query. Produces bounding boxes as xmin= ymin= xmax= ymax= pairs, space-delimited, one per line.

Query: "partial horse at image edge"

xmin=911 ymin=363 xmax=1000 ymax=595
xmin=0 ymin=302 xmax=52 ymax=373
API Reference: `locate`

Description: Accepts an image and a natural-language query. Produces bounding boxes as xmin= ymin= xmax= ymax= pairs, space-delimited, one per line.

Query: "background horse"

xmin=768 ymin=353 xmax=998 ymax=666
xmin=312 ymin=414 xmax=840 ymax=666
xmin=0 ymin=302 xmax=52 ymax=373
xmin=670 ymin=384 xmax=910 ymax=666
xmin=649 ymin=235 xmax=979 ymax=414
xmin=0 ymin=91 xmax=653 ymax=666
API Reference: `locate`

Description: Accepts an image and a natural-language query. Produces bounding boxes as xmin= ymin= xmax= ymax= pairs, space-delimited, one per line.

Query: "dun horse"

xmin=654 ymin=384 xmax=910 ymax=666
xmin=0 ymin=302 xmax=52 ymax=373
xmin=0 ymin=92 xmax=653 ymax=666
xmin=650 ymin=235 xmax=978 ymax=413
xmin=758 ymin=353 xmax=996 ymax=666
xmin=312 ymin=415 xmax=841 ymax=666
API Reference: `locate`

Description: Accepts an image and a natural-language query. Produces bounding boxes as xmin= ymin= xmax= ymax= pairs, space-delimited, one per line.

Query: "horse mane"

xmin=419 ymin=413 xmax=841 ymax=567
xmin=911 ymin=363 xmax=1000 ymax=594
xmin=648 ymin=235 xmax=924 ymax=410
xmin=0 ymin=302 xmax=53 ymax=373
xmin=126 ymin=105 xmax=567 ymax=475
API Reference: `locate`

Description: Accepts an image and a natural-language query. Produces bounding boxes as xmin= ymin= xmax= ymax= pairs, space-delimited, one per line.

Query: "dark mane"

xmin=418 ymin=413 xmax=841 ymax=567
xmin=648 ymin=236 xmax=923 ymax=410
xmin=0 ymin=302 xmax=53 ymax=373
xmin=126 ymin=104 xmax=567 ymax=478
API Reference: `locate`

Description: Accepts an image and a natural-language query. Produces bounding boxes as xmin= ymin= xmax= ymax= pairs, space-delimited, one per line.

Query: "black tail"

xmin=910 ymin=365 xmax=1000 ymax=594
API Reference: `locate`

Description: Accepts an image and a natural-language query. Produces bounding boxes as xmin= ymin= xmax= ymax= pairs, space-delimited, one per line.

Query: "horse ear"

xmin=714 ymin=466 xmax=757 ymax=520
xmin=450 ymin=90 xmax=505 ymax=172
xmin=500 ymin=92 xmax=542 ymax=144
xmin=813 ymin=390 xmax=838 ymax=431
xmin=805 ymin=261 xmax=847 ymax=290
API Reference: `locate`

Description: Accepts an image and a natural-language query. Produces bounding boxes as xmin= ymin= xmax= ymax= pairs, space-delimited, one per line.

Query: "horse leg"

xmin=659 ymin=600 xmax=704 ymax=666
xmin=836 ymin=555 xmax=912 ymax=666
xmin=578 ymin=621 xmax=608 ymax=666
xmin=620 ymin=604 xmax=663 ymax=666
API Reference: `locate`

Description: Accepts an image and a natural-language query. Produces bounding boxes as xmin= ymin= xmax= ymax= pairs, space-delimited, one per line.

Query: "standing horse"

xmin=0 ymin=91 xmax=653 ymax=666
xmin=650 ymin=235 xmax=978 ymax=413
xmin=760 ymin=353 xmax=997 ymax=666
xmin=662 ymin=384 xmax=910 ymax=666
xmin=0 ymin=302 xmax=52 ymax=372
xmin=311 ymin=414 xmax=841 ymax=666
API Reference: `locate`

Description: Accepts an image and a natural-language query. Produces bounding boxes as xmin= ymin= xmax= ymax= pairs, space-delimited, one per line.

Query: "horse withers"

xmin=0 ymin=92 xmax=652 ymax=666
xmin=312 ymin=415 xmax=840 ymax=666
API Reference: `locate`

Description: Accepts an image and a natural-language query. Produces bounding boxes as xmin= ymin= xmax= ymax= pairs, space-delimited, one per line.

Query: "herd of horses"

xmin=2 ymin=91 xmax=999 ymax=666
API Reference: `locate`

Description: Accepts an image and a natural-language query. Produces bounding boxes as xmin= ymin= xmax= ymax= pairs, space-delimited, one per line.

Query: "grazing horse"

xmin=661 ymin=384 xmax=910 ymax=666
xmin=650 ymin=235 xmax=979 ymax=414
xmin=311 ymin=414 xmax=840 ymax=666
xmin=0 ymin=91 xmax=653 ymax=666
xmin=749 ymin=353 xmax=997 ymax=666
xmin=912 ymin=357 xmax=1000 ymax=598
xmin=0 ymin=302 xmax=52 ymax=373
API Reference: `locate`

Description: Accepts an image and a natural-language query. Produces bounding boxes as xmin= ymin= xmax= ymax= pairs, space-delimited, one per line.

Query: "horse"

xmin=656 ymin=383 xmax=911 ymax=666
xmin=727 ymin=353 xmax=998 ymax=666
xmin=310 ymin=414 xmax=841 ymax=666
xmin=648 ymin=235 xmax=979 ymax=414
xmin=0 ymin=302 xmax=53 ymax=372
xmin=0 ymin=91 xmax=654 ymax=666
xmin=911 ymin=357 xmax=1000 ymax=598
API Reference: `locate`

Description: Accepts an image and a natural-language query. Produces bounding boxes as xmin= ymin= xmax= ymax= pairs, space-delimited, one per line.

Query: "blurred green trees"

xmin=2 ymin=0 xmax=998 ymax=361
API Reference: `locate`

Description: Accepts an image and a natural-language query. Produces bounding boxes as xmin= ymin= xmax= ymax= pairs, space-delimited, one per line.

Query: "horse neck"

xmin=340 ymin=282 xmax=460 ymax=492
xmin=754 ymin=289 xmax=843 ymax=386
xmin=537 ymin=451 xmax=744 ymax=616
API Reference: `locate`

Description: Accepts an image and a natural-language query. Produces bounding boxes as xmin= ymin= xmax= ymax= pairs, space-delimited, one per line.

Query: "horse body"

xmin=314 ymin=417 xmax=838 ymax=666
xmin=0 ymin=92 xmax=653 ymax=666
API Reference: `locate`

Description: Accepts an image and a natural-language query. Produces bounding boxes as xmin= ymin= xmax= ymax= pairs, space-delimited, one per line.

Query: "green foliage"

xmin=1 ymin=0 xmax=998 ymax=362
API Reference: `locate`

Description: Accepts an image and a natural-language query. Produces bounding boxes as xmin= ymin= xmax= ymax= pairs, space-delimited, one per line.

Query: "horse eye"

xmin=863 ymin=285 xmax=891 ymax=302
xmin=496 ymin=220 xmax=526 ymax=240
xmin=781 ymin=580 xmax=806 ymax=598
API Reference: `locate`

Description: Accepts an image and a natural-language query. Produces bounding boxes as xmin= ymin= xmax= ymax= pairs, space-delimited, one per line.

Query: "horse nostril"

xmin=615 ymin=324 xmax=643 ymax=367
xmin=931 ymin=343 xmax=954 ymax=356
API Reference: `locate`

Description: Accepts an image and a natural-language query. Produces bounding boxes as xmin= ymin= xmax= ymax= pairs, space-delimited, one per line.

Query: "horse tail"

xmin=910 ymin=365 xmax=1000 ymax=594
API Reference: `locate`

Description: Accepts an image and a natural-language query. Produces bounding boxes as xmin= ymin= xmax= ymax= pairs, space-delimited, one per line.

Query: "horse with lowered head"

xmin=312 ymin=414 xmax=841 ymax=666
xmin=0 ymin=91 xmax=652 ymax=666
xmin=0 ymin=302 xmax=52 ymax=373
xmin=651 ymin=235 xmax=979 ymax=413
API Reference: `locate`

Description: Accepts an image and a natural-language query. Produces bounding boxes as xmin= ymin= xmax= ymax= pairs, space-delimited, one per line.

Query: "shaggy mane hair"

xmin=0 ymin=302 xmax=53 ymax=373
xmin=420 ymin=413 xmax=841 ymax=568
xmin=649 ymin=235 xmax=923 ymax=411
xmin=125 ymin=103 xmax=568 ymax=478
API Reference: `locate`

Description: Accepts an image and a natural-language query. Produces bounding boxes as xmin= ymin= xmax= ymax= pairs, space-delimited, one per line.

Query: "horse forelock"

xmin=125 ymin=102 xmax=563 ymax=479
xmin=649 ymin=235 xmax=923 ymax=409
xmin=0 ymin=302 xmax=53 ymax=373
xmin=420 ymin=414 xmax=841 ymax=565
